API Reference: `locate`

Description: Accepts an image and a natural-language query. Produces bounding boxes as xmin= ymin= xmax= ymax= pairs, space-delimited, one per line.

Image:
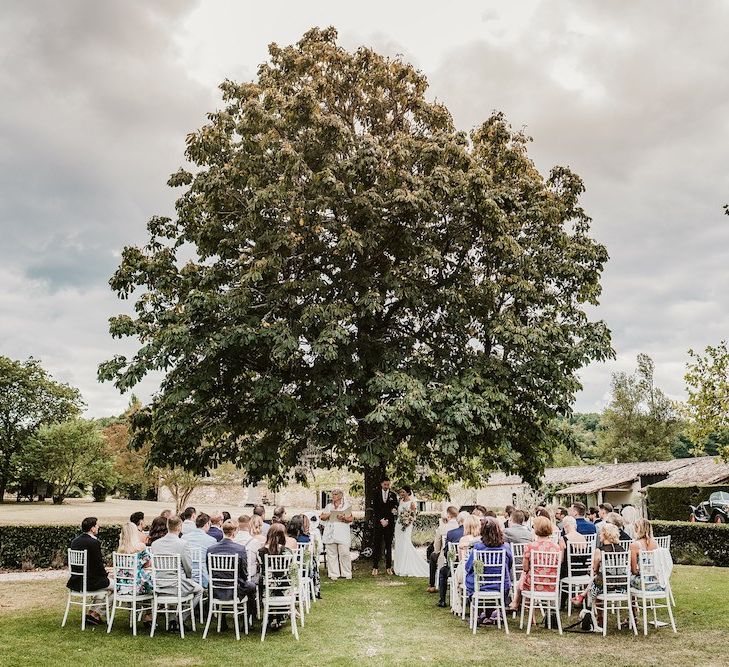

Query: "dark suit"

xmin=67 ymin=533 xmax=110 ymax=592
xmin=438 ymin=525 xmax=464 ymax=604
xmin=206 ymin=538 xmax=256 ymax=602
xmin=208 ymin=526 xmax=224 ymax=542
xmin=371 ymin=488 xmax=399 ymax=570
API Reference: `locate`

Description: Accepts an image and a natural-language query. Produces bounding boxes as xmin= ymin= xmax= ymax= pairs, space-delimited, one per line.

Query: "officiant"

xmin=320 ymin=488 xmax=354 ymax=580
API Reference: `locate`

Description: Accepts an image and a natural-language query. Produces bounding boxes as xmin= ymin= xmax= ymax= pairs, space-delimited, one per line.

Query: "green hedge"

xmin=0 ymin=525 xmax=121 ymax=570
xmin=646 ymin=484 xmax=729 ymax=521
xmin=652 ymin=520 xmax=729 ymax=566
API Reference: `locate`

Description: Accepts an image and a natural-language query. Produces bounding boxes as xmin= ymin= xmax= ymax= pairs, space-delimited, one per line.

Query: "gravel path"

xmin=0 ymin=569 xmax=66 ymax=582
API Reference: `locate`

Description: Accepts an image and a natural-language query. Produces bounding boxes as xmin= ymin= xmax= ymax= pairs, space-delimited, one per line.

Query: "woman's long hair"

xmin=265 ymin=523 xmax=287 ymax=555
xmin=118 ymin=521 xmax=142 ymax=554
xmin=287 ymin=514 xmax=305 ymax=539
xmin=148 ymin=516 xmax=168 ymax=544
xmin=480 ymin=517 xmax=505 ymax=547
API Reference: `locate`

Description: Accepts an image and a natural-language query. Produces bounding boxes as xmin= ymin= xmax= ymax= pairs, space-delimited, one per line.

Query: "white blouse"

xmin=322 ymin=502 xmax=352 ymax=546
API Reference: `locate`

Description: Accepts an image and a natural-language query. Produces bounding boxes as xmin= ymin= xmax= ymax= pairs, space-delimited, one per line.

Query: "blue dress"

xmin=465 ymin=542 xmax=513 ymax=597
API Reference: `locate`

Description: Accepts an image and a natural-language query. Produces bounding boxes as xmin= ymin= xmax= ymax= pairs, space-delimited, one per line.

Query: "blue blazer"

xmin=207 ymin=539 xmax=249 ymax=600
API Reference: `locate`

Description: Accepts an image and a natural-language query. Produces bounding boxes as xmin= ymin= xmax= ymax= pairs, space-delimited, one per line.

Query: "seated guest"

xmin=555 ymin=507 xmax=568 ymax=530
xmin=234 ymin=515 xmax=258 ymax=582
xmin=116 ymin=521 xmax=153 ymax=622
xmin=503 ymin=505 xmax=516 ymax=528
xmin=181 ymin=507 xmax=197 ymax=534
xmin=472 ymin=505 xmax=487 ymax=518
xmin=595 ymin=503 xmax=612 ymax=525
xmin=253 ymin=505 xmax=269 ymax=536
xmin=560 ymin=515 xmax=588 ymax=580
xmin=428 ymin=506 xmax=458 ymax=593
xmin=207 ymin=519 xmax=257 ymax=606
xmin=130 ymin=511 xmax=149 ymax=545
xmin=630 ymin=518 xmax=663 ymax=591
xmin=257 ymin=524 xmax=294 ymax=631
xmin=299 ymin=515 xmax=322 ymax=599
xmin=67 ymin=517 xmax=112 ymax=626
xmin=569 ymin=502 xmax=597 ymax=535
xmin=149 ymin=516 xmax=203 ymax=625
xmin=458 ymin=515 xmax=482 ymax=563
xmin=272 ymin=505 xmax=286 ymax=525
xmin=234 ymin=515 xmax=254 ymax=546
xmin=148 ymin=516 xmax=168 ymax=545
xmin=621 ymin=505 xmax=640 ymax=539
xmin=437 ymin=511 xmax=469 ymax=607
xmin=159 ymin=509 xmax=172 ymax=520
xmin=181 ymin=512 xmax=217 ymax=587
xmin=587 ymin=506 xmax=599 ymax=523
xmin=579 ymin=523 xmax=626 ymax=628
xmin=222 ymin=511 xmax=231 ymax=522
xmin=208 ymin=512 xmax=224 ymax=542
xmin=605 ymin=512 xmax=631 ymax=542
xmin=250 ymin=515 xmax=267 ymax=545
xmin=504 ymin=510 xmax=533 ymax=544
xmin=465 ymin=517 xmax=513 ymax=604
xmin=284 ymin=514 xmax=305 ymax=551
xmin=508 ymin=516 xmax=561 ymax=611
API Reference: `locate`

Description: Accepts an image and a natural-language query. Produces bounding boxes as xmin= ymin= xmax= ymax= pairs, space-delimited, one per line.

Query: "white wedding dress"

xmin=393 ymin=497 xmax=429 ymax=577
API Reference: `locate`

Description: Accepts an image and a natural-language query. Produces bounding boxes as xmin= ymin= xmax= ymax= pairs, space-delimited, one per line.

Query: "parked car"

xmin=690 ymin=491 xmax=729 ymax=523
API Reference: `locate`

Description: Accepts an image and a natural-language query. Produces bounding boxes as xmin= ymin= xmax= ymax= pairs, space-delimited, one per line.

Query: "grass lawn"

xmin=1 ymin=564 xmax=727 ymax=667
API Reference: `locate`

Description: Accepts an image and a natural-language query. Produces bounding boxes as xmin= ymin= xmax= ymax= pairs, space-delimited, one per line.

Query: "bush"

xmin=646 ymin=484 xmax=729 ymax=521
xmin=350 ymin=512 xmax=440 ymax=552
xmin=652 ymin=520 xmax=729 ymax=567
xmin=0 ymin=525 xmax=121 ymax=570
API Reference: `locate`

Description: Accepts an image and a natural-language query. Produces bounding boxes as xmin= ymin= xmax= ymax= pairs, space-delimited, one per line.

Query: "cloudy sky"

xmin=1 ymin=0 xmax=728 ymax=417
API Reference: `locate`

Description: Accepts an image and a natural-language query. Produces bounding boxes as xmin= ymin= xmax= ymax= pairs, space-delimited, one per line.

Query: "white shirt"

xmin=322 ymin=502 xmax=351 ymax=546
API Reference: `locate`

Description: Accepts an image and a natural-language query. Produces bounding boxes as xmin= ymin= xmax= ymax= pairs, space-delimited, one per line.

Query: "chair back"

xmin=67 ymin=549 xmax=88 ymax=594
xmin=296 ymin=543 xmax=313 ymax=578
xmin=655 ymin=535 xmax=670 ymax=550
xmin=188 ymin=545 xmax=204 ymax=586
xmin=151 ymin=553 xmax=183 ymax=598
xmin=112 ymin=551 xmax=142 ymax=598
xmin=635 ymin=549 xmax=663 ymax=592
xmin=264 ymin=553 xmax=295 ymax=595
xmin=549 ymin=532 xmax=560 ymax=545
xmin=584 ymin=533 xmax=597 ymax=545
xmin=472 ymin=548 xmax=506 ymax=596
xmin=526 ymin=550 xmax=560 ymax=593
xmin=207 ymin=553 xmax=239 ymax=600
xmin=566 ymin=540 xmax=592 ymax=579
xmin=600 ymin=550 xmax=630 ymax=595
xmin=511 ymin=542 xmax=527 ymax=582
xmin=619 ymin=539 xmax=633 ymax=552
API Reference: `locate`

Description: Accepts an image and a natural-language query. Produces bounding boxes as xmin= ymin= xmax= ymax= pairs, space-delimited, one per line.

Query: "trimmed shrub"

xmin=646 ymin=484 xmax=729 ymax=521
xmin=652 ymin=520 xmax=729 ymax=567
xmin=0 ymin=524 xmax=121 ymax=570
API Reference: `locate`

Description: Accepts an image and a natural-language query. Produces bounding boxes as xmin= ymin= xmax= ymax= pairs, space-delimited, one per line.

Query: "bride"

xmin=393 ymin=485 xmax=429 ymax=577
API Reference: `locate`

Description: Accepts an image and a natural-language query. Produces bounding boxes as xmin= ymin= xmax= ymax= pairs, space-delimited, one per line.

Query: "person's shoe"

xmin=386 ymin=568 xmax=393 ymax=575
xmin=371 ymin=568 xmax=379 ymax=576
xmin=84 ymin=614 xmax=101 ymax=626
xmin=437 ymin=600 xmax=447 ymax=608
xmin=426 ymin=586 xmax=437 ymax=593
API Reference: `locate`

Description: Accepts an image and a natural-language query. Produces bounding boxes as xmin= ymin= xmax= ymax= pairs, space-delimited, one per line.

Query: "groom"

xmin=371 ymin=477 xmax=399 ymax=575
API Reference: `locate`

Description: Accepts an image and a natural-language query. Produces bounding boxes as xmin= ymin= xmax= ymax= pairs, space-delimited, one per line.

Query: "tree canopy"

xmin=0 ymin=356 xmax=83 ymax=500
xmin=99 ymin=28 xmax=612 ymax=504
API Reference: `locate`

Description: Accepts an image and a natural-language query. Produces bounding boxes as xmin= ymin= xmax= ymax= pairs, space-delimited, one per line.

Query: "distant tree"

xmin=597 ymin=354 xmax=681 ymax=462
xmin=22 ymin=419 xmax=111 ymax=504
xmin=159 ymin=467 xmax=199 ymax=514
xmin=683 ymin=341 xmax=729 ymax=460
xmin=99 ymin=28 xmax=612 ymax=519
xmin=0 ymin=356 xmax=83 ymax=501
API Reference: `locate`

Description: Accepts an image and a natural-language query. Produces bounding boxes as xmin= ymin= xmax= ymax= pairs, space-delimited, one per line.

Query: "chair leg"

xmin=666 ymin=596 xmax=677 ymax=633
xmin=203 ymin=601 xmax=214 ymax=639
xmin=290 ymin=602 xmax=299 ymax=640
xmin=602 ymin=599 xmax=608 ymax=637
xmin=107 ymin=601 xmax=116 ymax=634
xmin=501 ymin=600 xmax=509 ymax=634
xmin=519 ymin=598 xmax=526 ymax=629
xmin=555 ymin=600 xmax=563 ymax=635
xmin=261 ymin=603 xmax=269 ymax=642
xmin=132 ymin=602 xmax=138 ymax=637
xmin=233 ymin=603 xmax=240 ymax=641
xmin=81 ymin=597 xmax=87 ymax=631
xmin=628 ymin=600 xmax=638 ymax=635
xmin=62 ymin=594 xmax=71 ymax=627
xmin=150 ymin=603 xmax=157 ymax=637
xmin=566 ymin=584 xmax=572 ymax=617
xmin=178 ymin=605 xmax=185 ymax=639
xmin=470 ymin=598 xmax=476 ymax=635
xmin=642 ymin=598 xmax=648 ymax=636
xmin=243 ymin=602 xmax=249 ymax=635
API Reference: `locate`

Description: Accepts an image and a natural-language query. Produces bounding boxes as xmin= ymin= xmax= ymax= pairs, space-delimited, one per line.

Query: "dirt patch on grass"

xmin=0 ymin=579 xmax=66 ymax=613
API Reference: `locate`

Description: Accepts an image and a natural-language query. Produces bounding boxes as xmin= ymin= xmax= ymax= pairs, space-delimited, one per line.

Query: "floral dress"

xmin=117 ymin=548 xmax=153 ymax=595
xmin=520 ymin=538 xmax=561 ymax=592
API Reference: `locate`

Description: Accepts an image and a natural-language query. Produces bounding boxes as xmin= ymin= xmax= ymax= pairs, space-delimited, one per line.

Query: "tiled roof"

xmin=488 ymin=457 xmax=724 ymax=492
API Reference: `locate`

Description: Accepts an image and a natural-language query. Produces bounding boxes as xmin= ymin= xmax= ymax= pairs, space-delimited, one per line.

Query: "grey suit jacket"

xmin=504 ymin=524 xmax=534 ymax=544
xmin=148 ymin=533 xmax=199 ymax=597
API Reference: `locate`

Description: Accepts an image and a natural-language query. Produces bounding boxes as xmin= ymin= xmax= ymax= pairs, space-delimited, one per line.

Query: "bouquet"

xmin=398 ymin=507 xmax=417 ymax=532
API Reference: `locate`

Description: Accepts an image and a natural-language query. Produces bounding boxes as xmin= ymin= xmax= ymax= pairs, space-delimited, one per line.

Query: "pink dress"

xmin=520 ymin=538 xmax=561 ymax=592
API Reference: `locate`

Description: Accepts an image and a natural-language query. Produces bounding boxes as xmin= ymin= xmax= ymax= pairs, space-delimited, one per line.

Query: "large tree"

xmin=22 ymin=418 xmax=111 ymax=504
xmin=597 ymin=354 xmax=680 ymax=462
xmin=0 ymin=356 xmax=83 ymax=500
xmin=683 ymin=340 xmax=729 ymax=460
xmin=99 ymin=28 xmax=611 ymax=516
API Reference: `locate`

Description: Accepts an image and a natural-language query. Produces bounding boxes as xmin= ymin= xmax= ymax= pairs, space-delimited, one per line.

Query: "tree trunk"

xmin=363 ymin=461 xmax=387 ymax=559
xmin=0 ymin=478 xmax=6 ymax=503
